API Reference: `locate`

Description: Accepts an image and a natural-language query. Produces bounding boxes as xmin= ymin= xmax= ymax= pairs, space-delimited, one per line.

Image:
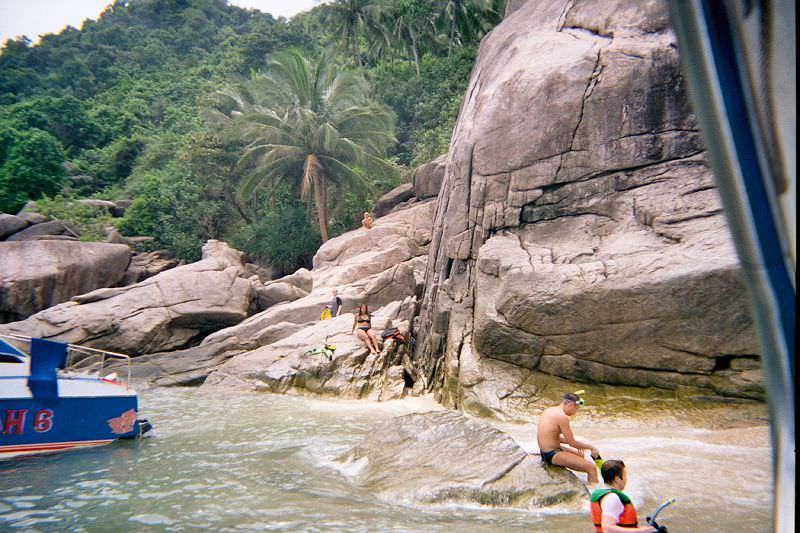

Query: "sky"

xmin=0 ymin=0 xmax=322 ymax=46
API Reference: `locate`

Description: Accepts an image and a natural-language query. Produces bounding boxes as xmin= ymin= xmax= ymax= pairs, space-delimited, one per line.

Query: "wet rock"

xmin=337 ymin=410 xmax=587 ymax=509
xmin=0 ymin=241 xmax=131 ymax=323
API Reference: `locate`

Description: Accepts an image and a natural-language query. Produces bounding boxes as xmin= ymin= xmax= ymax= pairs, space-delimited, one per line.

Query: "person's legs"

xmin=367 ymin=329 xmax=381 ymax=353
xmin=551 ymin=451 xmax=599 ymax=484
xmin=356 ymin=329 xmax=374 ymax=352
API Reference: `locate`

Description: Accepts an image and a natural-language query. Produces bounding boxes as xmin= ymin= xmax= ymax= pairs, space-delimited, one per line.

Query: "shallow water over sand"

xmin=0 ymin=388 xmax=771 ymax=532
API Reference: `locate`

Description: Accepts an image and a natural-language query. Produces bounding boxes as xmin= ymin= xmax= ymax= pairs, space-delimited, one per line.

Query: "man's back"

xmin=537 ymin=405 xmax=566 ymax=452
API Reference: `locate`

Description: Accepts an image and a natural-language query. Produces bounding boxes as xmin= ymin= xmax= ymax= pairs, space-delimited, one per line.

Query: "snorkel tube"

xmin=646 ymin=498 xmax=676 ymax=532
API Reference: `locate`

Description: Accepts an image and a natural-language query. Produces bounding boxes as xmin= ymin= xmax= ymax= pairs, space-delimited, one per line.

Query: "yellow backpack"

xmin=320 ymin=307 xmax=332 ymax=320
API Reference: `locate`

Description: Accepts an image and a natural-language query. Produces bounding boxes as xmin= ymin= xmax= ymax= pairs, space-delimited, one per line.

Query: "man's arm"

xmin=558 ymin=417 xmax=599 ymax=456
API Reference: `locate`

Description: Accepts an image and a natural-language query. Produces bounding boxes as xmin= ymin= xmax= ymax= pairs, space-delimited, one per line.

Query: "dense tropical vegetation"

xmin=0 ymin=0 xmax=504 ymax=272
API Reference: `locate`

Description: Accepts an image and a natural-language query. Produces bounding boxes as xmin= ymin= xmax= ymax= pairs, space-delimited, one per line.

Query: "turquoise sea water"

xmin=0 ymin=388 xmax=772 ymax=532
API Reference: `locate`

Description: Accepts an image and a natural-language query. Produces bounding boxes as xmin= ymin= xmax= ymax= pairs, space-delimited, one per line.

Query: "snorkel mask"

xmin=574 ymin=389 xmax=585 ymax=405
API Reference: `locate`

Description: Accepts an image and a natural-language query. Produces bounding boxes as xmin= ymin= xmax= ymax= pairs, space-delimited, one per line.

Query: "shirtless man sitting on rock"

xmin=537 ymin=392 xmax=600 ymax=486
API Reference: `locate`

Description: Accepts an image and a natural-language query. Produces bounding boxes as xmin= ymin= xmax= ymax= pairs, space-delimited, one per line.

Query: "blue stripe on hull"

xmin=0 ymin=396 xmax=140 ymax=448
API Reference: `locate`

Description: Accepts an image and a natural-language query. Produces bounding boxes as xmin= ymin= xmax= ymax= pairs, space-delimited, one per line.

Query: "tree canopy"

xmin=0 ymin=0 xmax=504 ymax=265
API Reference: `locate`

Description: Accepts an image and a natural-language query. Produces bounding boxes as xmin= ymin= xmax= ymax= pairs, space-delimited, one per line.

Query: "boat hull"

xmin=0 ymin=395 xmax=142 ymax=459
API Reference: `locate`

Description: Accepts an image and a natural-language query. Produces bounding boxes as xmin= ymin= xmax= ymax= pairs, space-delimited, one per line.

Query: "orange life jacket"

xmin=590 ymin=488 xmax=639 ymax=532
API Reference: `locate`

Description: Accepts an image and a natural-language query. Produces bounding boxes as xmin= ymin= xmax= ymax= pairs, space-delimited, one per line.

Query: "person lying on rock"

xmin=350 ymin=303 xmax=381 ymax=354
xmin=537 ymin=392 xmax=601 ymax=485
xmin=590 ymin=460 xmax=658 ymax=533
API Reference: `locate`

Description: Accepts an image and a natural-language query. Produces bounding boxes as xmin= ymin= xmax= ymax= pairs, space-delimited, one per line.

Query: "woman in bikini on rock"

xmin=351 ymin=303 xmax=381 ymax=354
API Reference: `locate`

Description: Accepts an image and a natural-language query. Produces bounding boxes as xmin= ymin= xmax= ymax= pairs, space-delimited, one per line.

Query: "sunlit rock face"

xmin=413 ymin=0 xmax=762 ymax=418
xmin=0 ymin=240 xmax=131 ymax=323
xmin=0 ymin=240 xmax=252 ymax=355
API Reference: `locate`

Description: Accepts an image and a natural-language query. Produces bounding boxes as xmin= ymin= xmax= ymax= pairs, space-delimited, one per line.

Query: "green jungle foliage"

xmin=0 ymin=0 xmax=503 ymax=266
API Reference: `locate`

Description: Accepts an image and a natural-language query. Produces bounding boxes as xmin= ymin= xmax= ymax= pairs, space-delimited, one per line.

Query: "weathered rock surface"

xmin=336 ymin=410 xmax=587 ymax=509
xmin=4 ymin=220 xmax=78 ymax=241
xmin=16 ymin=212 xmax=48 ymax=224
xmin=120 ymin=251 xmax=178 ymax=285
xmin=372 ymin=183 xmax=414 ymax=218
xmin=0 ymin=241 xmax=132 ymax=323
xmin=413 ymin=0 xmax=762 ymax=417
xmin=412 ymin=154 xmax=447 ymax=200
xmin=0 ymin=214 xmax=28 ymax=239
xmin=112 ymin=200 xmax=435 ymax=389
xmin=203 ymin=299 xmax=418 ymax=400
xmin=0 ymin=240 xmax=252 ymax=355
xmin=75 ymin=198 xmax=128 ymax=217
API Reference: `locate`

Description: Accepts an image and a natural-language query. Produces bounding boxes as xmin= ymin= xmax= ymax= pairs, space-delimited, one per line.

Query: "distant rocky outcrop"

xmin=0 ymin=240 xmax=132 ymax=323
xmin=0 ymin=240 xmax=253 ymax=355
xmin=413 ymin=0 xmax=762 ymax=417
xmin=336 ymin=410 xmax=587 ymax=508
xmin=97 ymin=198 xmax=437 ymax=390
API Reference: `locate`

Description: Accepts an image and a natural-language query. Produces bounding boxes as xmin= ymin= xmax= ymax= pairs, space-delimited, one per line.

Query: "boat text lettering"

xmin=2 ymin=409 xmax=55 ymax=434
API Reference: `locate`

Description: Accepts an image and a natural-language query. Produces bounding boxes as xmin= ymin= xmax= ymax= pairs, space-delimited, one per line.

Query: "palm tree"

xmin=389 ymin=0 xmax=438 ymax=77
xmin=209 ymin=50 xmax=398 ymax=242
xmin=437 ymin=0 xmax=500 ymax=57
xmin=320 ymin=0 xmax=387 ymax=77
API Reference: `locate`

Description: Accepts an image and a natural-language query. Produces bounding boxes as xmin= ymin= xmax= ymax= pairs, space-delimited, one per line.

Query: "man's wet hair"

xmin=562 ymin=392 xmax=581 ymax=404
xmin=601 ymin=459 xmax=626 ymax=484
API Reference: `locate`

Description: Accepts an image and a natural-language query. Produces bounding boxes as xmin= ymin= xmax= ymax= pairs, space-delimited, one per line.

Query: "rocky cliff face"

xmin=413 ymin=0 xmax=762 ymax=418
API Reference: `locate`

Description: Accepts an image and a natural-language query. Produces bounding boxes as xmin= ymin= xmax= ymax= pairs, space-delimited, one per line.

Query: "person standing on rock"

xmin=330 ymin=288 xmax=343 ymax=317
xmin=537 ymin=392 xmax=601 ymax=485
xmin=590 ymin=460 xmax=658 ymax=533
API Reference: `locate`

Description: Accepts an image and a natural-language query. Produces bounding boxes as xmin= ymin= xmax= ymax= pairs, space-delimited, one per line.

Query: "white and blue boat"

xmin=0 ymin=334 xmax=151 ymax=459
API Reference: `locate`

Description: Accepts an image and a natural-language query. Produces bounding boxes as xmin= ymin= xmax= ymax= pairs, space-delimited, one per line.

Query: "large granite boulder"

xmin=335 ymin=410 xmax=587 ymax=509
xmin=0 ymin=240 xmax=253 ymax=355
xmin=412 ymin=154 xmax=447 ymax=200
xmin=413 ymin=0 xmax=761 ymax=417
xmin=0 ymin=241 xmax=132 ymax=323
xmin=372 ymin=183 xmax=414 ymax=218
xmin=4 ymin=220 xmax=78 ymax=241
xmin=312 ymin=198 xmax=434 ymax=289
xmin=202 ymin=298 xmax=418 ymax=399
xmin=111 ymin=200 xmax=435 ymax=388
xmin=0 ymin=214 xmax=28 ymax=239
xmin=120 ymin=251 xmax=178 ymax=285
xmin=253 ymin=268 xmax=313 ymax=311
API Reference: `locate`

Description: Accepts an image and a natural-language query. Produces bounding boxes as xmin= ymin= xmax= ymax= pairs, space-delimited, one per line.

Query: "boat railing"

xmin=0 ymin=334 xmax=133 ymax=390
